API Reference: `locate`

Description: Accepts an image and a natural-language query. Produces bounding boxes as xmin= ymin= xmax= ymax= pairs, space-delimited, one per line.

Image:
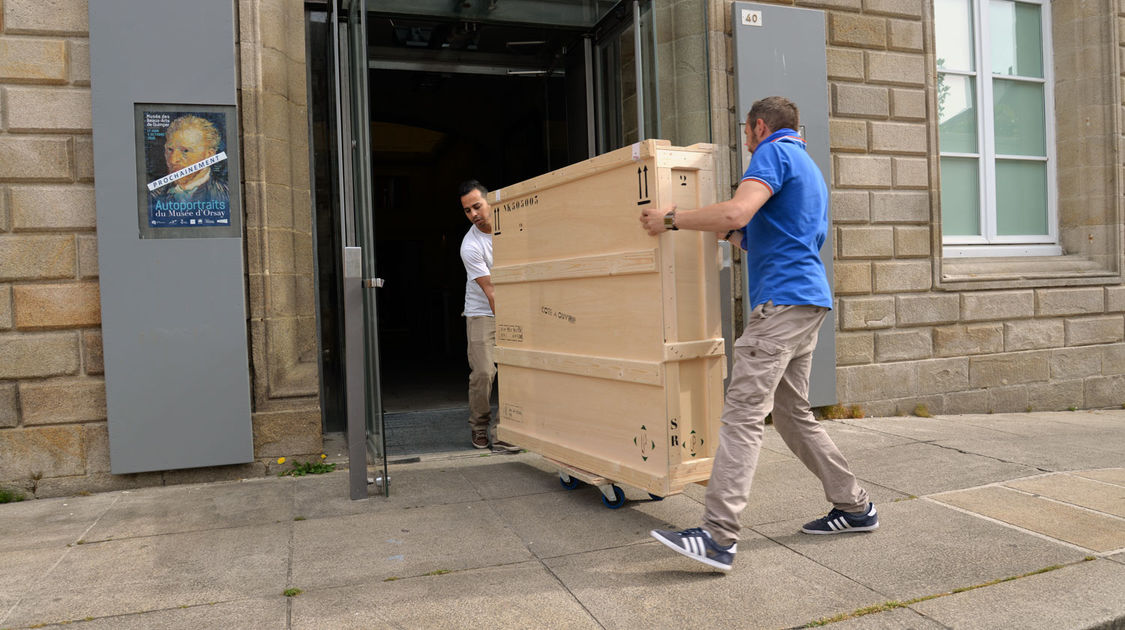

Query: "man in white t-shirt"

xmin=459 ymin=180 xmax=520 ymax=453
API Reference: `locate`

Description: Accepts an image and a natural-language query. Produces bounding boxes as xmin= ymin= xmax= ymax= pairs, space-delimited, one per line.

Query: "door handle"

xmin=363 ymin=278 xmax=384 ymax=288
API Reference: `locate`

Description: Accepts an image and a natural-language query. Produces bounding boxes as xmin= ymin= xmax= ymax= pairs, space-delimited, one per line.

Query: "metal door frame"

xmin=332 ymin=0 xmax=388 ymax=499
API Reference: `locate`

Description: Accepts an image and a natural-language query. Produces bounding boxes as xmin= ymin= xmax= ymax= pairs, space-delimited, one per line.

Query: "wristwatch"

xmin=663 ymin=210 xmax=678 ymax=231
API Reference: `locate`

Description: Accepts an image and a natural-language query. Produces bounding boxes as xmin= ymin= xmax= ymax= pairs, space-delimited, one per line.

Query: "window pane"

xmin=940 ymin=157 xmax=980 ymax=236
xmin=993 ymin=79 xmax=1045 ymax=156
xmin=935 ymin=0 xmax=974 ymax=71
xmin=990 ymin=1 xmax=1043 ymax=78
xmin=937 ymin=74 xmax=977 ymax=153
xmin=995 ymin=160 xmax=1048 ymax=236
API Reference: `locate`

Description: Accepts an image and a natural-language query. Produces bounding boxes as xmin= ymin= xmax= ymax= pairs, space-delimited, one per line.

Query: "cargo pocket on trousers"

xmin=729 ymin=336 xmax=787 ymax=406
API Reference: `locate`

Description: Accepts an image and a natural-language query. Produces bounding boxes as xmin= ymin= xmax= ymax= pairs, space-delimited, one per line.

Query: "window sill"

xmin=939 ymin=254 xmax=1121 ymax=291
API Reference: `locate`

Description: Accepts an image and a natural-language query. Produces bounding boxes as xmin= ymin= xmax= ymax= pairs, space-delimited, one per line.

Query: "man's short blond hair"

xmin=167 ymin=114 xmax=221 ymax=153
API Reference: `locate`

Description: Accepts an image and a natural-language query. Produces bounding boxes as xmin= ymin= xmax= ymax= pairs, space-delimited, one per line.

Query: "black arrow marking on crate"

xmin=636 ymin=166 xmax=651 ymax=206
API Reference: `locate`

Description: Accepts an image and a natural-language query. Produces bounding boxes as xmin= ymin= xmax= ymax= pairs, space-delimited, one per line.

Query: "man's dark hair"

xmin=458 ymin=180 xmax=488 ymax=198
xmin=747 ymin=96 xmax=799 ymax=133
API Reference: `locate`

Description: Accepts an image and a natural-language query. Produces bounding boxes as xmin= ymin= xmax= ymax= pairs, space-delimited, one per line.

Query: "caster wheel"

xmin=560 ymin=476 xmax=580 ymax=490
xmin=601 ymin=485 xmax=627 ymax=509
xmin=648 ymin=493 xmax=664 ymax=501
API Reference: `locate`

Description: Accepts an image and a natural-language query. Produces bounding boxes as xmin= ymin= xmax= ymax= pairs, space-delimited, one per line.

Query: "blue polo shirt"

xmin=735 ymin=128 xmax=832 ymax=310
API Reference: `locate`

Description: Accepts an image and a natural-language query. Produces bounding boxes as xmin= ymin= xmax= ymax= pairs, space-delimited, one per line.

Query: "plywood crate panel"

xmin=492 ymin=140 xmax=726 ymax=497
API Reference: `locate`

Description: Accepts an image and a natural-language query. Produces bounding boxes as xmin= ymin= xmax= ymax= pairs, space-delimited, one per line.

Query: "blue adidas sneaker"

xmin=650 ymin=527 xmax=736 ymax=572
xmin=801 ymin=502 xmax=879 ymax=534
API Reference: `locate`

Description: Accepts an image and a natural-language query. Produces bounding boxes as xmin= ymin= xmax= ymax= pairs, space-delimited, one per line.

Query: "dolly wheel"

xmin=648 ymin=493 xmax=664 ymax=501
xmin=560 ymin=475 xmax=580 ymax=490
xmin=601 ymin=485 xmax=627 ymax=509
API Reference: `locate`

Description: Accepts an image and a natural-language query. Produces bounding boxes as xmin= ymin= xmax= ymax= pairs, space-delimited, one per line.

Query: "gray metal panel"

xmin=732 ymin=2 xmax=837 ymax=406
xmin=343 ymin=248 xmax=368 ymax=500
xmin=90 ymin=0 xmax=253 ymax=473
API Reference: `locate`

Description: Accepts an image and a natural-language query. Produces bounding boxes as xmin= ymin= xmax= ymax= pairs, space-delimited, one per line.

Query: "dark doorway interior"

xmin=369 ymin=55 xmax=584 ymax=452
xmin=308 ymin=7 xmax=594 ymax=454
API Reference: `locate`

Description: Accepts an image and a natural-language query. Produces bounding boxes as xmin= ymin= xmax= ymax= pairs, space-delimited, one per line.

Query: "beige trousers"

xmin=703 ymin=302 xmax=868 ymax=546
xmin=466 ymin=316 xmax=496 ymax=431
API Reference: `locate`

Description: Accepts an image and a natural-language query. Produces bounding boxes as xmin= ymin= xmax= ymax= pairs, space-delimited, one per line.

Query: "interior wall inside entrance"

xmin=370 ymin=68 xmax=570 ymax=417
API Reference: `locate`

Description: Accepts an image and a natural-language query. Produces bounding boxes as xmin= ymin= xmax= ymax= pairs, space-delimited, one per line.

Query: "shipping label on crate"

xmin=498 ymin=323 xmax=523 ymax=343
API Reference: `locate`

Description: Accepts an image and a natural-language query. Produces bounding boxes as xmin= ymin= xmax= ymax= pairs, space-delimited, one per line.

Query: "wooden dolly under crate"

xmin=492 ymin=140 xmax=727 ymax=508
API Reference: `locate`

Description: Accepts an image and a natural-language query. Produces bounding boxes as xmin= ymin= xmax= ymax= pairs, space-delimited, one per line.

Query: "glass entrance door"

xmin=333 ymin=0 xmax=389 ymax=496
xmin=593 ymin=0 xmax=660 ymax=153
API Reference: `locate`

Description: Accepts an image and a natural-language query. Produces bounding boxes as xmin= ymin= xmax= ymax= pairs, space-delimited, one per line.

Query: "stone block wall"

xmin=0 ymin=0 xmax=109 ymax=494
xmin=238 ymin=0 xmax=322 ymax=458
xmin=0 ymin=0 xmax=322 ymax=497
xmin=706 ymin=0 xmax=1125 ymax=415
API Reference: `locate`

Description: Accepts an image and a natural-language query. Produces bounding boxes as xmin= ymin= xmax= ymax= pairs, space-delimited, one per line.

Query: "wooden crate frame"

xmin=492 ymin=140 xmax=725 ymax=497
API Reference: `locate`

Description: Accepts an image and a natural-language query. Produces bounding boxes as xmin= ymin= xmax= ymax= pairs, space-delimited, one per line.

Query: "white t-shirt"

xmin=460 ymin=224 xmax=493 ymax=317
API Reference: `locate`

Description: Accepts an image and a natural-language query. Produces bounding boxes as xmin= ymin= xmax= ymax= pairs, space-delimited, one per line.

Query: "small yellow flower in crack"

xmin=277 ymin=457 xmax=286 ymax=464
xmin=320 ymin=454 xmax=327 ymax=459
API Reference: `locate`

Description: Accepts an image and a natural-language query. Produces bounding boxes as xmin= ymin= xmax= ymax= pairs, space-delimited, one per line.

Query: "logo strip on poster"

xmin=147 ymin=151 xmax=229 ymax=191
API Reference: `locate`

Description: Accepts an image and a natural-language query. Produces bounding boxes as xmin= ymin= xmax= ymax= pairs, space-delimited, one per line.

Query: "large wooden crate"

xmin=492 ymin=140 xmax=726 ymax=497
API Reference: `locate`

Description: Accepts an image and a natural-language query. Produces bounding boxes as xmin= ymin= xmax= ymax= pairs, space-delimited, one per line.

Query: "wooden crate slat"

xmin=491 ymin=248 xmax=658 ymax=285
xmin=495 ymin=346 xmax=663 ymax=386
xmin=663 ymin=338 xmax=726 ymax=362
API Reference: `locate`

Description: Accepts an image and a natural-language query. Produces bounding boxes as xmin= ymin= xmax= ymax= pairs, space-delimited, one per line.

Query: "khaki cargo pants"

xmin=466 ymin=316 xmax=497 ymax=433
xmin=703 ymin=302 xmax=869 ymax=546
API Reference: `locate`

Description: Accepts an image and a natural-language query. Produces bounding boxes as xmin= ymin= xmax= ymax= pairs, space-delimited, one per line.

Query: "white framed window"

xmin=935 ymin=0 xmax=1059 ymax=258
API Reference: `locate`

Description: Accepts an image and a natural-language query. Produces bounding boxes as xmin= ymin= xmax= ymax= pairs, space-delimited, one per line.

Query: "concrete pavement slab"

xmin=932 ymin=485 xmax=1125 ymax=552
xmin=289 ymin=473 xmax=386 ymax=520
xmin=1004 ymin=472 xmax=1125 ymax=518
xmin=933 ymin=434 xmax=1125 ymax=472
xmin=488 ymin=489 xmax=701 ymax=559
xmin=805 ymin=607 xmax=947 ymax=629
xmin=848 ymin=442 xmax=1037 ymax=497
xmin=293 ymin=465 xmax=482 ymax=516
xmin=1061 ymin=430 xmax=1125 ymax=456
xmin=1110 ymin=551 xmax=1125 ymax=564
xmin=840 ymin=415 xmax=1015 ymax=442
xmin=289 ymin=502 xmax=533 ymax=589
xmin=1026 ymin=410 xmax=1125 ymax=430
xmin=457 ymin=456 xmax=571 ymax=500
xmin=752 ymin=498 xmax=1084 ymax=601
xmin=0 ymin=492 xmax=117 ymax=551
xmin=0 ymin=547 xmax=67 ymax=622
xmin=543 ymin=532 xmax=886 ymax=630
xmin=2 ymin=522 xmax=290 ymax=628
xmin=290 ymin=562 xmax=601 ymax=630
xmin=910 ymin=559 xmax=1125 ymax=630
xmin=762 ymin=419 xmax=918 ymax=454
xmin=1075 ymin=468 xmax=1125 ymax=486
xmin=34 ymin=597 xmax=287 ymax=630
xmin=941 ymin=412 xmax=1102 ymax=436
xmin=730 ymin=458 xmax=909 ymax=527
xmin=83 ymin=478 xmax=294 ymax=541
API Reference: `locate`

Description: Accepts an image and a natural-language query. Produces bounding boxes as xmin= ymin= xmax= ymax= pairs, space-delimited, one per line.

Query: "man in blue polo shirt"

xmin=640 ymin=96 xmax=876 ymax=572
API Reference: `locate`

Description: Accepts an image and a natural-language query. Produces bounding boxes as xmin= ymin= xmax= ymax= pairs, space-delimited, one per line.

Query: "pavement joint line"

xmin=919 ymin=496 xmax=1102 ymax=554
xmin=748 ymin=526 xmax=900 ymax=615
xmin=535 ymin=555 xmax=608 ymax=630
xmin=925 ymin=471 xmax=1125 ymax=522
xmin=997 ymin=481 xmax=1125 ymax=522
xmin=0 ymin=493 xmax=124 ymax=628
xmin=285 ymin=505 xmax=296 ymax=630
xmin=1065 ymin=469 xmax=1125 ymax=490
xmin=1 ymin=598 xmax=252 ymax=630
xmin=795 ymin=558 xmax=1092 ymax=629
